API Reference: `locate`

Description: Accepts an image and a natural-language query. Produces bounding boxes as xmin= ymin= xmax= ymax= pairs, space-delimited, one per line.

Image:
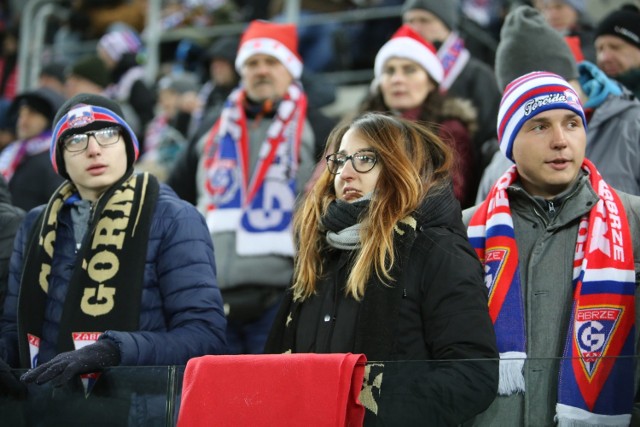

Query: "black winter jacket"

xmin=266 ymin=187 xmax=498 ymax=426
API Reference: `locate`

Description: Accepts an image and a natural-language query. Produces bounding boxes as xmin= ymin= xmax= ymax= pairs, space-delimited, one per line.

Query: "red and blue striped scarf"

xmin=202 ymin=84 xmax=307 ymax=257
xmin=437 ymin=32 xmax=470 ymax=93
xmin=468 ymin=159 xmax=635 ymax=426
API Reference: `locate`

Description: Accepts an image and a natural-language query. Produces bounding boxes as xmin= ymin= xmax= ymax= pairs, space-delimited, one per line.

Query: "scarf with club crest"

xmin=467 ymin=159 xmax=635 ymax=426
xmin=202 ymin=83 xmax=307 ymax=257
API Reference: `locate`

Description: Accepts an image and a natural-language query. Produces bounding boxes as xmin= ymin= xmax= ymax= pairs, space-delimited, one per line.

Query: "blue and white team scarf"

xmin=203 ymin=84 xmax=307 ymax=256
xmin=470 ymin=71 xmax=635 ymax=426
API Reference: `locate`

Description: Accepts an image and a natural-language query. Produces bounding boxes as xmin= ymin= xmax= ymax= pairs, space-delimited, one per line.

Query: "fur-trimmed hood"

xmin=441 ymin=96 xmax=478 ymax=138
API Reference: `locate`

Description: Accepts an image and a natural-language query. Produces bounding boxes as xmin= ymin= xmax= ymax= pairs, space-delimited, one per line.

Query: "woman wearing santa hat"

xmin=360 ymin=24 xmax=479 ymax=208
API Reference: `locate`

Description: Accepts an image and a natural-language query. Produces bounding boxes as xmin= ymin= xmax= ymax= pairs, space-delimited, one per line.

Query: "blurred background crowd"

xmin=0 ymin=0 xmax=636 ymax=211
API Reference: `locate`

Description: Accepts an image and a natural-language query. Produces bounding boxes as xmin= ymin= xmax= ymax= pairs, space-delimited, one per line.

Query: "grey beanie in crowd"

xmin=401 ymin=0 xmax=458 ymax=31
xmin=495 ymin=5 xmax=578 ymax=91
xmin=157 ymin=72 xmax=200 ymax=94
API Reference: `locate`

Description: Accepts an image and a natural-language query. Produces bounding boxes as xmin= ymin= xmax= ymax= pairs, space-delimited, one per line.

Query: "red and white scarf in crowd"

xmin=437 ymin=32 xmax=470 ymax=92
xmin=202 ymin=84 xmax=307 ymax=256
xmin=0 ymin=131 xmax=52 ymax=181
xmin=467 ymin=159 xmax=635 ymax=426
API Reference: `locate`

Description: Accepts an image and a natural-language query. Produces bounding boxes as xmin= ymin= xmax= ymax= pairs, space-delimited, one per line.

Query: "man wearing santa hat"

xmin=168 ymin=20 xmax=316 ymax=354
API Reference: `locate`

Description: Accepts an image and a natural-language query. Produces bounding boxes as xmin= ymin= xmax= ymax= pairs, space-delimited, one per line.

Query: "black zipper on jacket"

xmin=547 ymin=200 xmax=556 ymax=216
xmin=511 ymin=176 xmax=585 ymax=228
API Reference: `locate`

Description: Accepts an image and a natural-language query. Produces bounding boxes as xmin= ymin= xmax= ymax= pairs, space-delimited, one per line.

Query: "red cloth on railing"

xmin=177 ymin=353 xmax=367 ymax=427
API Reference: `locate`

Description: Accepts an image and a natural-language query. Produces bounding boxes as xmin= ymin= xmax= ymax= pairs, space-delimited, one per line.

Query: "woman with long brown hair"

xmin=266 ymin=112 xmax=498 ymax=425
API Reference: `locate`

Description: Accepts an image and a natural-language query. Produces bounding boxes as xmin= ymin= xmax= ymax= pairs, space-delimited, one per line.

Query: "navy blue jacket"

xmin=0 ymin=183 xmax=226 ymax=367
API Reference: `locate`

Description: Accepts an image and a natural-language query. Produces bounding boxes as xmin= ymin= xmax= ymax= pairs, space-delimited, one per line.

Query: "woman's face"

xmin=379 ymin=57 xmax=433 ymax=111
xmin=332 ymin=129 xmax=381 ymax=203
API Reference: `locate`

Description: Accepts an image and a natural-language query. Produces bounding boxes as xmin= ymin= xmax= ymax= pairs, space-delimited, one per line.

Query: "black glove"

xmin=0 ymin=357 xmax=27 ymax=398
xmin=21 ymin=339 xmax=121 ymax=387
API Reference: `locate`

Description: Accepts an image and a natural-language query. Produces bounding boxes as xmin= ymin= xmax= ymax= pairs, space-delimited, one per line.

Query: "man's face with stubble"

xmin=241 ymin=54 xmax=293 ymax=103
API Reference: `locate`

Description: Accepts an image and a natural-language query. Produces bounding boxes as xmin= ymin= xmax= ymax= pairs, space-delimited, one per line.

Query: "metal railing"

xmin=18 ymin=0 xmax=66 ymax=92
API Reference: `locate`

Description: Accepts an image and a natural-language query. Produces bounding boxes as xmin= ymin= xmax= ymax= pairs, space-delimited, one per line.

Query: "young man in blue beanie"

xmin=0 ymin=93 xmax=226 ymax=393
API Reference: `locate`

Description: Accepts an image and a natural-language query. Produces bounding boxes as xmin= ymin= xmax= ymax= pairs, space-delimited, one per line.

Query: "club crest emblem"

xmin=575 ymin=307 xmax=622 ymax=377
xmin=67 ymin=105 xmax=96 ymax=128
xmin=484 ymin=247 xmax=509 ymax=298
xmin=206 ymin=160 xmax=241 ymax=206
xmin=564 ymin=89 xmax=581 ymax=110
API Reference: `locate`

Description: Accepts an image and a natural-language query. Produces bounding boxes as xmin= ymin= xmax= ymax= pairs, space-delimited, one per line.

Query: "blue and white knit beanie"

xmin=50 ymin=94 xmax=140 ymax=179
xmin=497 ymin=71 xmax=586 ymax=162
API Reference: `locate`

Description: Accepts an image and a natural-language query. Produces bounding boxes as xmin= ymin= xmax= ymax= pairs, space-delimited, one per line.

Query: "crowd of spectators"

xmin=0 ymin=0 xmax=639 ymax=425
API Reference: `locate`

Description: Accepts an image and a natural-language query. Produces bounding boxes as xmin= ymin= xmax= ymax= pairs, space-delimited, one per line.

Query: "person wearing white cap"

xmin=168 ymin=20 xmax=316 ymax=354
xmin=464 ymin=71 xmax=640 ymax=426
xmin=361 ymin=24 xmax=479 ymax=208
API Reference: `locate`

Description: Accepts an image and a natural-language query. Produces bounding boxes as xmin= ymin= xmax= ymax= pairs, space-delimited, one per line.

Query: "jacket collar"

xmin=507 ymin=172 xmax=598 ymax=229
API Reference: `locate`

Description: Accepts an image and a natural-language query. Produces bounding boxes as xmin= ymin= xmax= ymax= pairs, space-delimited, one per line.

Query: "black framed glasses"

xmin=325 ymin=149 xmax=378 ymax=175
xmin=62 ymin=127 xmax=122 ymax=152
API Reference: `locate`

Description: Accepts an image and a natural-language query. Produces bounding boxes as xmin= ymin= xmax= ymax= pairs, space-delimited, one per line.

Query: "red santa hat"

xmin=374 ymin=25 xmax=444 ymax=84
xmin=235 ymin=20 xmax=303 ymax=80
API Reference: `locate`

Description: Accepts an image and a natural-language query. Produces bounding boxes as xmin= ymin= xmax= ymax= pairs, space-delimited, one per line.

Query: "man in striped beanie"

xmin=463 ymin=71 xmax=640 ymax=426
xmin=476 ymin=5 xmax=640 ymax=203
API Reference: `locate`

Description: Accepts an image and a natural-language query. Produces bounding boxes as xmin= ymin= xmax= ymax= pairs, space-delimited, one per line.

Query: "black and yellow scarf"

xmin=17 ymin=171 xmax=159 ymax=368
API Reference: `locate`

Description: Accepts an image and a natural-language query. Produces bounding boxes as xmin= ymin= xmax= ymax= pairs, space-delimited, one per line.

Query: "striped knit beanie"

xmin=51 ymin=94 xmax=140 ymax=179
xmin=497 ymin=71 xmax=586 ymax=162
xmin=98 ymin=27 xmax=142 ymax=63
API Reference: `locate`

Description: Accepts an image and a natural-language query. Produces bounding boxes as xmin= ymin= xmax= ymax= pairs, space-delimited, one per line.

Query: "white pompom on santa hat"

xmin=374 ymin=24 xmax=444 ymax=84
xmin=235 ymin=20 xmax=303 ymax=80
